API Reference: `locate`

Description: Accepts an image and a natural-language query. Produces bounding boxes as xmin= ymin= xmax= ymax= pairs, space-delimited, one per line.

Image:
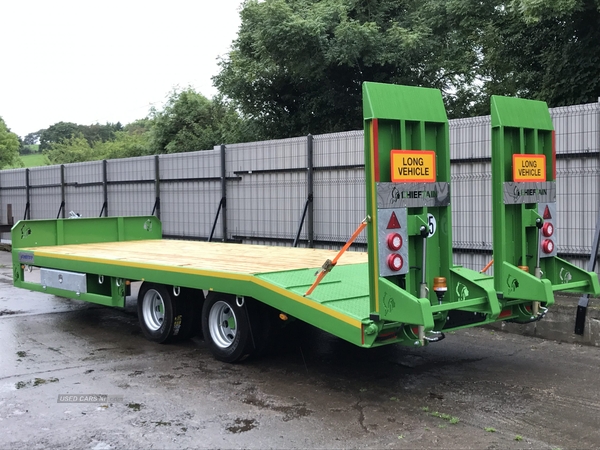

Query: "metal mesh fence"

xmin=29 ymin=166 xmax=61 ymax=219
xmin=226 ymin=137 xmax=308 ymax=245
xmin=314 ymin=130 xmax=365 ymax=249
xmin=0 ymin=100 xmax=598 ymax=272
xmin=160 ymin=150 xmax=222 ymax=238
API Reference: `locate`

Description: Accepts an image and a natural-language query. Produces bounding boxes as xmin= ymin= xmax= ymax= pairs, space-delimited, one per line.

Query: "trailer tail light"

xmin=542 ymin=222 xmax=554 ymax=237
xmin=387 ymin=253 xmax=403 ymax=271
xmin=538 ymin=203 xmax=557 ymax=257
xmin=542 ymin=239 xmax=555 ymax=254
xmin=386 ymin=233 xmax=402 ymax=251
xmin=378 ymin=209 xmax=408 ymax=277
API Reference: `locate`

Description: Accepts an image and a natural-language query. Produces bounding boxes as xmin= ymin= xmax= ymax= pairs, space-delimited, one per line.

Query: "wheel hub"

xmin=208 ymin=301 xmax=237 ymax=349
xmin=142 ymin=289 xmax=165 ymax=331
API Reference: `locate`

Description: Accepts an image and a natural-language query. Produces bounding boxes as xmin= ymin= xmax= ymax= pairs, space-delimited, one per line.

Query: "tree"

xmin=214 ymin=0 xmax=486 ymax=138
xmin=43 ymin=130 xmax=152 ymax=164
xmin=482 ymin=0 xmax=600 ymax=107
xmin=215 ymin=0 xmax=600 ymax=138
xmin=79 ymin=122 xmax=123 ymax=145
xmin=125 ymin=118 xmax=154 ymax=135
xmin=23 ymin=130 xmax=43 ymax=146
xmin=510 ymin=0 xmax=600 ymax=22
xmin=0 ymin=117 xmax=22 ymax=168
xmin=96 ymin=131 xmax=152 ymax=160
xmin=150 ymin=88 xmax=251 ymax=154
xmin=39 ymin=122 xmax=80 ymax=151
xmin=44 ymin=135 xmax=95 ymax=164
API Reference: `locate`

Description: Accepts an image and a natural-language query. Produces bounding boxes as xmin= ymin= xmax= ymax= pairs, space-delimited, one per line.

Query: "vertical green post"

xmin=363 ymin=82 xmax=451 ymax=324
xmin=491 ymin=96 xmax=599 ymax=301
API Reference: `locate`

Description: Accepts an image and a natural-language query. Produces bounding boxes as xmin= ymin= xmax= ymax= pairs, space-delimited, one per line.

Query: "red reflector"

xmin=543 ymin=205 xmax=552 ymax=220
xmin=499 ymin=309 xmax=512 ymax=318
xmin=387 ymin=212 xmax=401 ymax=229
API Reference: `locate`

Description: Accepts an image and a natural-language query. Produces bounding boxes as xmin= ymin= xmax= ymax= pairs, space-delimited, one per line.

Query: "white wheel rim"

xmin=208 ymin=300 xmax=237 ymax=348
xmin=142 ymin=289 xmax=165 ymax=331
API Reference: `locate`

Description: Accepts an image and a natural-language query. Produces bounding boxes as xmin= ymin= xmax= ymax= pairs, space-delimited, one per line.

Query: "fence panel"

xmin=64 ymin=161 xmax=104 ymax=218
xmin=160 ymin=151 xmax=222 ymax=238
xmin=107 ymin=156 xmax=155 ymax=218
xmin=29 ymin=166 xmax=62 ymax=219
xmin=0 ymin=100 xmax=598 ymax=272
xmin=313 ymin=131 xmax=366 ymax=249
xmin=0 ymin=169 xmax=27 ymax=232
xmin=450 ymin=115 xmax=491 ymax=160
xmin=552 ymin=103 xmax=599 ymax=155
xmin=226 ymin=137 xmax=307 ymax=245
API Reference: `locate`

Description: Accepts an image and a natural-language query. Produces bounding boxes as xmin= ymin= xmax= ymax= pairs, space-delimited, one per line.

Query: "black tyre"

xmin=202 ymin=293 xmax=253 ymax=363
xmin=137 ymin=283 xmax=191 ymax=343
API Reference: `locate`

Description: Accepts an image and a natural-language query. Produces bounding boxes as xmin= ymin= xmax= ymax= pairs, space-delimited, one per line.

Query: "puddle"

xmin=227 ymin=418 xmax=257 ymax=433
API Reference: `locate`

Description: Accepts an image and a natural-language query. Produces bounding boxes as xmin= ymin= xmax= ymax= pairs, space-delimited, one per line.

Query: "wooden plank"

xmin=26 ymin=240 xmax=368 ymax=275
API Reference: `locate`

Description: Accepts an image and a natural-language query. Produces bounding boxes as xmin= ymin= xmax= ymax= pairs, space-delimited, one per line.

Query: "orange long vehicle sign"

xmin=390 ymin=150 xmax=436 ymax=183
xmin=513 ymin=154 xmax=546 ymax=182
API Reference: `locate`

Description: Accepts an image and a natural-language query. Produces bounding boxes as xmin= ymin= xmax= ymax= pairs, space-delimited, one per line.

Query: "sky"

xmin=1 ymin=0 xmax=244 ymax=138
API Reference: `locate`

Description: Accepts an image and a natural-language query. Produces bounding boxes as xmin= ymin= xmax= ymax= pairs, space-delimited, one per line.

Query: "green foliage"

xmin=510 ymin=0 xmax=593 ymax=22
xmin=23 ymin=130 xmax=43 ymax=146
xmin=18 ymin=153 xmax=50 ymax=168
xmin=150 ymin=88 xmax=251 ymax=154
xmin=44 ymin=135 xmax=96 ymax=164
xmin=39 ymin=122 xmax=80 ymax=152
xmin=39 ymin=122 xmax=125 ymax=153
xmin=214 ymin=0 xmax=600 ymax=138
xmin=20 ymin=144 xmax=40 ymax=155
xmin=44 ymin=131 xmax=151 ymax=165
xmin=0 ymin=117 xmax=22 ymax=169
xmin=125 ymin=118 xmax=154 ymax=135
xmin=33 ymin=87 xmax=250 ymax=163
xmin=79 ymin=122 xmax=123 ymax=146
xmin=96 ymin=131 xmax=151 ymax=160
xmin=214 ymin=0 xmax=488 ymax=138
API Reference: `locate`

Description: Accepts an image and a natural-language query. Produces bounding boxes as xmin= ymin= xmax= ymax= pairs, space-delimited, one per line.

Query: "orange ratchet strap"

xmin=304 ymin=217 xmax=369 ymax=297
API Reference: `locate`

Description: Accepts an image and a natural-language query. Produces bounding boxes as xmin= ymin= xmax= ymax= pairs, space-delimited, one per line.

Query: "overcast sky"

xmin=1 ymin=0 xmax=244 ymax=137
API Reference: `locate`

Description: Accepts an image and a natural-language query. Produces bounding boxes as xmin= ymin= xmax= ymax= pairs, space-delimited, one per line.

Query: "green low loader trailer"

xmin=11 ymin=83 xmax=600 ymax=362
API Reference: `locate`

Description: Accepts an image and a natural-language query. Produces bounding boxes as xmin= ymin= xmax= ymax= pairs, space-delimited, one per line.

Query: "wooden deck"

xmin=27 ymin=240 xmax=368 ymax=275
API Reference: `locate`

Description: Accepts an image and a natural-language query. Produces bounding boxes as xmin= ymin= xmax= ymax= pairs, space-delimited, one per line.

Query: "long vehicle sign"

xmin=513 ymin=154 xmax=546 ymax=182
xmin=391 ymin=150 xmax=436 ymax=183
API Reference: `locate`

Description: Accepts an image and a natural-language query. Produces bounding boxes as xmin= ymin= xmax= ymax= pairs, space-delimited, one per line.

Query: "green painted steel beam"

xmin=14 ymin=248 xmax=370 ymax=347
xmin=363 ymin=82 xmax=448 ymax=123
xmin=11 ymin=216 xmax=161 ymax=249
xmin=491 ymin=96 xmax=553 ymax=130
xmin=491 ymin=95 xmax=600 ymax=302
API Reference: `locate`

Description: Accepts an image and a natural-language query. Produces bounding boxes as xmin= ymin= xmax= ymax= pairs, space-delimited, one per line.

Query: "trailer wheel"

xmin=202 ymin=293 xmax=251 ymax=363
xmin=137 ymin=283 xmax=189 ymax=344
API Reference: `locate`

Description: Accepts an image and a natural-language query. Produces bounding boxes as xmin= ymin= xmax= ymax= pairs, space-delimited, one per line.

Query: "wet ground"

xmin=1 ymin=250 xmax=600 ymax=449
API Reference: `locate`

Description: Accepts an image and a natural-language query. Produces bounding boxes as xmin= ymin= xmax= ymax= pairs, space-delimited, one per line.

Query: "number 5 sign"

xmin=427 ymin=213 xmax=436 ymax=238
